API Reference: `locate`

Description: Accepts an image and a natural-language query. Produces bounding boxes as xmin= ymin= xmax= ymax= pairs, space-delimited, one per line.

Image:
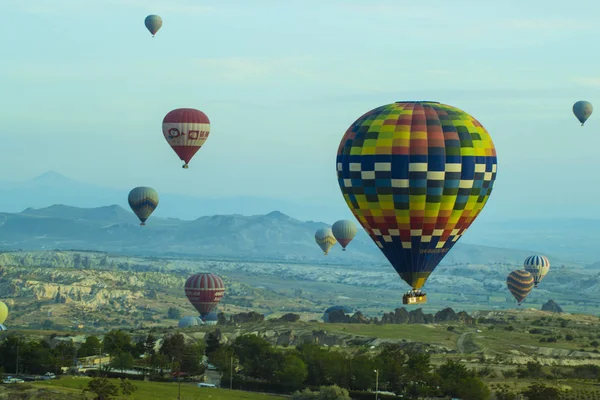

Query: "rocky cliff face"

xmin=542 ymin=299 xmax=563 ymax=313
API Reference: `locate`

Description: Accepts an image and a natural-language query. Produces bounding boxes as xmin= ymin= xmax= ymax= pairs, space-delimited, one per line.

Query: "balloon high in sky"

xmin=336 ymin=101 xmax=497 ymax=299
xmin=128 ymin=186 xmax=159 ymax=226
xmin=573 ymin=101 xmax=593 ymax=126
xmin=184 ymin=273 xmax=225 ymax=319
xmin=144 ymin=15 xmax=162 ymax=37
xmin=162 ymin=108 xmax=211 ymax=169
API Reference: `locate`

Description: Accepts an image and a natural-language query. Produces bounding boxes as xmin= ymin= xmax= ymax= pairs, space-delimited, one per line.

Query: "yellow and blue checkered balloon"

xmin=336 ymin=101 xmax=497 ymax=290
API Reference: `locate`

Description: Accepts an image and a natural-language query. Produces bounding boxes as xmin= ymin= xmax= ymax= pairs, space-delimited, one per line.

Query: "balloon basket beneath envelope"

xmin=403 ymin=292 xmax=427 ymax=305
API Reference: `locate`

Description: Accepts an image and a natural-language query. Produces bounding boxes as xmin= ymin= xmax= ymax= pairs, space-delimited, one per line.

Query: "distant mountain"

xmin=0 ymin=171 xmax=348 ymax=223
xmin=0 ymin=172 xmax=598 ymax=263
xmin=0 ymin=204 xmax=575 ymax=266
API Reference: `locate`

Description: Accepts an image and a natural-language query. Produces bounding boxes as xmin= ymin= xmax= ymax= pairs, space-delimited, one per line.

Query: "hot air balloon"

xmin=184 ymin=273 xmax=225 ymax=320
xmin=523 ymin=255 xmax=550 ymax=288
xmin=573 ymin=101 xmax=593 ymax=126
xmin=128 ymin=187 xmax=159 ymax=226
xmin=336 ymin=101 xmax=497 ymax=305
xmin=0 ymin=301 xmax=7 ymax=325
xmin=315 ymin=228 xmax=337 ymax=255
xmin=144 ymin=15 xmax=163 ymax=37
xmin=507 ymin=269 xmax=534 ymax=306
xmin=332 ymin=220 xmax=358 ymax=251
xmin=163 ymin=108 xmax=211 ymax=169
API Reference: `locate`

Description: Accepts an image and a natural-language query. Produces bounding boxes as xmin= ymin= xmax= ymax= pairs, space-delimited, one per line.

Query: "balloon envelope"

xmin=144 ymin=15 xmax=163 ymax=36
xmin=128 ymin=187 xmax=159 ymax=225
xmin=315 ymin=228 xmax=337 ymax=255
xmin=163 ymin=108 xmax=211 ymax=168
xmin=523 ymin=255 xmax=550 ymax=287
xmin=507 ymin=270 xmax=534 ymax=304
xmin=185 ymin=273 xmax=225 ymax=318
xmin=332 ymin=220 xmax=358 ymax=250
xmin=0 ymin=302 xmax=7 ymax=325
xmin=573 ymin=101 xmax=593 ymax=126
xmin=336 ymin=101 xmax=497 ymax=290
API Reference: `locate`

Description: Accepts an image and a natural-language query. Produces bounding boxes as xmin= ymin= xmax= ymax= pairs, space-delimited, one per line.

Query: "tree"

xmin=205 ymin=330 xmax=221 ymax=358
xmin=494 ymin=384 xmax=519 ymax=400
xmin=51 ymin=341 xmax=77 ymax=373
xmin=455 ymin=377 xmax=490 ymax=400
xmin=110 ymin=352 xmax=134 ymax=373
xmin=348 ymin=353 xmax=375 ymax=391
xmin=42 ymin=319 xmax=55 ymax=330
xmin=521 ymin=383 xmax=563 ymax=400
xmin=232 ymin=334 xmax=280 ymax=380
xmin=180 ymin=342 xmax=205 ymax=376
xmin=210 ymin=345 xmax=234 ymax=378
xmin=103 ymin=330 xmax=133 ymax=356
xmin=119 ymin=378 xmax=137 ymax=397
xmin=299 ymin=344 xmax=350 ymax=388
xmin=275 ymin=352 xmax=308 ymax=389
xmin=292 ymin=385 xmax=352 ymax=400
xmin=167 ymin=307 xmax=181 ymax=320
xmin=78 ymin=336 xmax=102 ymax=358
xmin=84 ymin=377 xmax=120 ymax=400
xmin=144 ymin=333 xmax=157 ymax=356
xmin=160 ymin=333 xmax=186 ymax=364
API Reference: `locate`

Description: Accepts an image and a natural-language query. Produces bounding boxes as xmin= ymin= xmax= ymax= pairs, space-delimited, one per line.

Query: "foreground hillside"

xmin=0 ymin=204 xmax=579 ymax=267
xmin=1 ymin=250 xmax=600 ymax=331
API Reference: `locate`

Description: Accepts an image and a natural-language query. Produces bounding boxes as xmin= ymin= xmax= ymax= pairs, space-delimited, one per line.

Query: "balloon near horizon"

xmin=336 ymin=101 xmax=498 ymax=305
xmin=314 ymin=228 xmax=337 ymax=256
xmin=127 ymin=186 xmax=159 ymax=226
xmin=507 ymin=269 xmax=535 ymax=306
xmin=184 ymin=273 xmax=225 ymax=321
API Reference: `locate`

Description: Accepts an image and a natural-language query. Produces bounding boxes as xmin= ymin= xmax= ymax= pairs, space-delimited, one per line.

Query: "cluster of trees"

xmin=205 ymin=332 xmax=490 ymax=399
xmin=493 ymin=382 xmax=600 ymax=400
xmin=0 ymin=330 xmax=205 ymax=378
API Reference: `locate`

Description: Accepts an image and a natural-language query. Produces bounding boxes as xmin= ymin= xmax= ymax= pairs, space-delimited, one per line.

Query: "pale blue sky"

xmin=1 ymin=0 xmax=600 ymax=222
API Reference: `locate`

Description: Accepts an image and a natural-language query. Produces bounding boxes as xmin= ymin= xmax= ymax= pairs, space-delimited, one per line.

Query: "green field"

xmin=31 ymin=377 xmax=285 ymax=400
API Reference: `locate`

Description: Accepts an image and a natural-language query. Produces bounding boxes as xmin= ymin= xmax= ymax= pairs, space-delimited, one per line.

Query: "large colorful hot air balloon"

xmin=144 ymin=15 xmax=163 ymax=37
xmin=163 ymin=108 xmax=211 ymax=169
xmin=315 ymin=228 xmax=337 ymax=255
xmin=573 ymin=101 xmax=593 ymax=126
xmin=523 ymin=255 xmax=550 ymax=288
xmin=336 ymin=101 xmax=497 ymax=304
xmin=0 ymin=302 xmax=7 ymax=325
xmin=507 ymin=269 xmax=534 ymax=305
xmin=184 ymin=273 xmax=225 ymax=320
xmin=128 ymin=187 xmax=159 ymax=226
xmin=332 ymin=220 xmax=358 ymax=251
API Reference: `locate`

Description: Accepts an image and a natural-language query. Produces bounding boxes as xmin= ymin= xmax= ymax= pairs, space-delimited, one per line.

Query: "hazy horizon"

xmin=2 ymin=0 xmax=600 ymax=225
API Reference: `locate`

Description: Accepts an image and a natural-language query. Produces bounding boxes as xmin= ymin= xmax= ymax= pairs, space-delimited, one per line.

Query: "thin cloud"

xmin=498 ymin=18 xmax=593 ymax=30
xmin=6 ymin=0 xmax=214 ymax=15
xmin=571 ymin=77 xmax=600 ymax=87
xmin=339 ymin=2 xmax=446 ymax=21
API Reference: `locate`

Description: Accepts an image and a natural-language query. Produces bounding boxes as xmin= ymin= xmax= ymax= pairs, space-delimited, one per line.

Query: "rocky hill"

xmin=1 ymin=250 xmax=600 ymax=333
xmin=0 ymin=204 xmax=573 ymax=266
